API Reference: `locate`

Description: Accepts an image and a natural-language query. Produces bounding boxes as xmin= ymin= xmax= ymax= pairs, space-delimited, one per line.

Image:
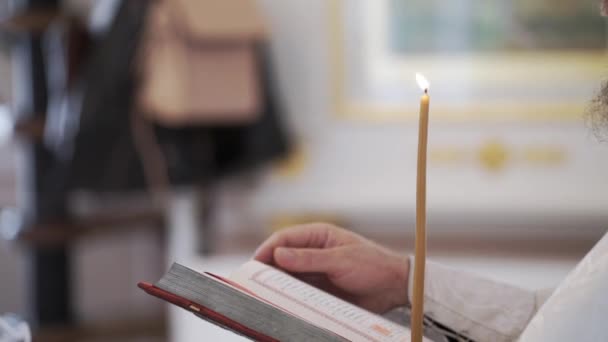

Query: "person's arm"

xmin=409 ymin=257 xmax=551 ymax=342
xmin=253 ymin=223 xmax=551 ymax=342
xmin=254 ymin=223 xmax=410 ymax=313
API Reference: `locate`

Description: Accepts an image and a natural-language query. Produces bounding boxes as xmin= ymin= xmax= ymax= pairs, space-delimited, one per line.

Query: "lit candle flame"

xmin=415 ymin=73 xmax=429 ymax=92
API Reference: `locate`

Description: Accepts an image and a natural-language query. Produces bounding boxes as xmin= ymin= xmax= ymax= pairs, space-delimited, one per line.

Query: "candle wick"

xmin=424 ymin=88 xmax=428 ymax=94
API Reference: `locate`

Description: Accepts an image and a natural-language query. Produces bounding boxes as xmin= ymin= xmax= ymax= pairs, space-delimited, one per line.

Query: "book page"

xmin=230 ymin=260 xmax=424 ymax=342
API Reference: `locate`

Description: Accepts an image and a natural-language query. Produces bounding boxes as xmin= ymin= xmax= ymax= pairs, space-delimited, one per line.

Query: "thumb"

xmin=274 ymin=247 xmax=345 ymax=274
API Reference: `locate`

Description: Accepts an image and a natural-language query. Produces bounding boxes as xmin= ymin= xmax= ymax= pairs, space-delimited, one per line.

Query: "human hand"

xmin=253 ymin=223 xmax=409 ymax=313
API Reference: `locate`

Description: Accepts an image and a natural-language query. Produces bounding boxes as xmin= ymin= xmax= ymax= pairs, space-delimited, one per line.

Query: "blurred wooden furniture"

xmin=17 ymin=209 xmax=165 ymax=247
xmin=4 ymin=3 xmax=168 ymax=341
xmin=0 ymin=8 xmax=62 ymax=33
xmin=34 ymin=317 xmax=166 ymax=342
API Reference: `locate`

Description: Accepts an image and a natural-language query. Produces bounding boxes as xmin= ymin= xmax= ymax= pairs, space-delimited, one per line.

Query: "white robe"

xmin=410 ymin=231 xmax=608 ymax=342
xmin=519 ymin=232 xmax=608 ymax=341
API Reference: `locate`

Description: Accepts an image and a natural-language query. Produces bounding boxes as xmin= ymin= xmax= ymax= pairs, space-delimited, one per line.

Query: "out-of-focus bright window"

xmin=335 ymin=0 xmax=607 ymax=121
xmin=389 ymin=1 xmax=605 ymax=52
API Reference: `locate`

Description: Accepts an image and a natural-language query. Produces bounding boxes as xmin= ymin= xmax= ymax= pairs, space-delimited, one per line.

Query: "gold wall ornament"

xmin=429 ymin=147 xmax=468 ymax=164
xmin=522 ymin=146 xmax=567 ymax=165
xmin=478 ymin=140 xmax=510 ymax=172
xmin=429 ymin=142 xmax=567 ymax=171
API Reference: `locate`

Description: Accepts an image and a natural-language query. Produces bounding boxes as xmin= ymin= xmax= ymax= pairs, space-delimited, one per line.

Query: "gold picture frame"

xmin=328 ymin=0 xmax=607 ymax=122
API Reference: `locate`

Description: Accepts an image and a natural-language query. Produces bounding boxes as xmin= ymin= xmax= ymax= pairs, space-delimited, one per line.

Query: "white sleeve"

xmin=408 ymin=256 xmax=541 ymax=342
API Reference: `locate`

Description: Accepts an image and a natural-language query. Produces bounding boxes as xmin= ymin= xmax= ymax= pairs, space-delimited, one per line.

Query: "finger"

xmin=253 ymin=223 xmax=333 ymax=263
xmin=273 ymin=247 xmax=346 ymax=275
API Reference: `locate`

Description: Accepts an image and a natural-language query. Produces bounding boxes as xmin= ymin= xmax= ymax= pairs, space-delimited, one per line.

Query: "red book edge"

xmin=137 ymin=282 xmax=278 ymax=342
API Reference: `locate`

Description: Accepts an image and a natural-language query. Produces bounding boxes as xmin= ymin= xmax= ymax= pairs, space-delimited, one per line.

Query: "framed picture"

xmin=330 ymin=0 xmax=607 ymax=121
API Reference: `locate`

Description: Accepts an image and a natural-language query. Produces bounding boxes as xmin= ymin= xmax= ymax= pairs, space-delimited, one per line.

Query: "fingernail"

xmin=276 ymin=247 xmax=296 ymax=263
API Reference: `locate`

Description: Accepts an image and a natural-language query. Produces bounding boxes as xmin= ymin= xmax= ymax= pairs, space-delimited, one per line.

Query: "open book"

xmin=139 ymin=260 xmax=425 ymax=341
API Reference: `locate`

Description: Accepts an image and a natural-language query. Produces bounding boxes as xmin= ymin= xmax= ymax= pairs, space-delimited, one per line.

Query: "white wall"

xmin=253 ymin=0 xmax=608 ymax=237
xmin=74 ymin=229 xmax=164 ymax=324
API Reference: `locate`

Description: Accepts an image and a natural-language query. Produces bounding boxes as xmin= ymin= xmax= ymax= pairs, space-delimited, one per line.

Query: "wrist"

xmin=387 ymin=252 xmax=410 ymax=310
xmin=399 ymin=254 xmax=411 ymax=307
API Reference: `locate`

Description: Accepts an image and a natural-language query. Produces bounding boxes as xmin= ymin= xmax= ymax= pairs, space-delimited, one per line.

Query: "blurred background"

xmin=1 ymin=0 xmax=607 ymax=341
